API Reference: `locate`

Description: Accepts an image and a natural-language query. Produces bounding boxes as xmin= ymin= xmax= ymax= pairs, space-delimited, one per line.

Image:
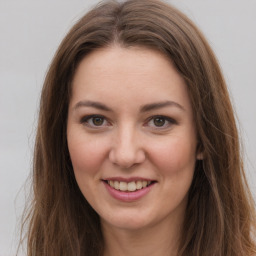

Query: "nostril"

xmin=108 ymin=147 xmax=146 ymax=169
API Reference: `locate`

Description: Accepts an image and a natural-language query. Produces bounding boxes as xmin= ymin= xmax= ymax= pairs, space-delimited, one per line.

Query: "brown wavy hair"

xmin=20 ymin=0 xmax=256 ymax=255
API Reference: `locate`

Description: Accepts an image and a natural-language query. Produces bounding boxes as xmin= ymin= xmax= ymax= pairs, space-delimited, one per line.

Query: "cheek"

xmin=67 ymin=133 xmax=108 ymax=176
xmin=149 ymin=135 xmax=197 ymax=175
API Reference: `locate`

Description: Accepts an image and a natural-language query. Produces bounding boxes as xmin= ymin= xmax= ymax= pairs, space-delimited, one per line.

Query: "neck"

xmin=101 ymin=214 xmax=183 ymax=256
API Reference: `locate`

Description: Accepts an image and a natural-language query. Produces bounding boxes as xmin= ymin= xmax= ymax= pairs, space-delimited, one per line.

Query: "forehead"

xmin=70 ymin=45 xmax=192 ymax=113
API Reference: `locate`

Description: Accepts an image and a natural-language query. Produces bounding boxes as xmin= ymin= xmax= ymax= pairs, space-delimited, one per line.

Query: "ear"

xmin=196 ymin=151 xmax=204 ymax=160
xmin=196 ymin=143 xmax=204 ymax=160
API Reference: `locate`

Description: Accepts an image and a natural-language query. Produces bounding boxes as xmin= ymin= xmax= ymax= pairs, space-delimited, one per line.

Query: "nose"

xmin=109 ymin=125 xmax=146 ymax=169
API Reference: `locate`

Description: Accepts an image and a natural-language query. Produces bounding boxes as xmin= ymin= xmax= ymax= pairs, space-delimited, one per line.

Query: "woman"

xmin=21 ymin=0 xmax=256 ymax=255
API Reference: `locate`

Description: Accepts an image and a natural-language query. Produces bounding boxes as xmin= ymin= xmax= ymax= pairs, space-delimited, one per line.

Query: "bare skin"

xmin=102 ymin=202 xmax=184 ymax=256
xmin=67 ymin=45 xmax=200 ymax=256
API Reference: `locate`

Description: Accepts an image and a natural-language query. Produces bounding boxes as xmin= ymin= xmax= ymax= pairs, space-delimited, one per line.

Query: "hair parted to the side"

xmin=20 ymin=0 xmax=256 ymax=255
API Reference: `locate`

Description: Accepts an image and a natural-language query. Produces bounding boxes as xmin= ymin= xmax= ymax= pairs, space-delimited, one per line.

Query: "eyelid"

xmin=145 ymin=115 xmax=177 ymax=129
xmin=80 ymin=114 xmax=110 ymax=128
xmin=79 ymin=114 xmax=177 ymax=130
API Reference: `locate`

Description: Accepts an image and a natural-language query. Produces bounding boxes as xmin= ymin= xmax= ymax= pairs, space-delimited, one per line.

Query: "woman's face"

xmin=67 ymin=46 xmax=200 ymax=231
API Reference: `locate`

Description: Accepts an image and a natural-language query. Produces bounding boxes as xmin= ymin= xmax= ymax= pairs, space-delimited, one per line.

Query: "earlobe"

xmin=196 ymin=151 xmax=204 ymax=160
xmin=196 ymin=143 xmax=204 ymax=160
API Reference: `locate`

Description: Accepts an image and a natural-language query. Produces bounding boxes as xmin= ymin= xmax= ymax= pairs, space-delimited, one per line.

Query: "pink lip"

xmin=103 ymin=176 xmax=154 ymax=182
xmin=103 ymin=181 xmax=155 ymax=202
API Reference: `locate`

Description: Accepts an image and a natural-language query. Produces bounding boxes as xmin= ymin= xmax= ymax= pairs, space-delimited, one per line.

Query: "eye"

xmin=80 ymin=115 xmax=109 ymax=128
xmin=147 ymin=115 xmax=176 ymax=129
xmin=152 ymin=117 xmax=166 ymax=127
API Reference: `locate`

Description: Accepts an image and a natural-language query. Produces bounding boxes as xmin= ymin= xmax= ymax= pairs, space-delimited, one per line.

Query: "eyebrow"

xmin=73 ymin=100 xmax=185 ymax=112
xmin=73 ymin=100 xmax=112 ymax=111
xmin=140 ymin=101 xmax=185 ymax=112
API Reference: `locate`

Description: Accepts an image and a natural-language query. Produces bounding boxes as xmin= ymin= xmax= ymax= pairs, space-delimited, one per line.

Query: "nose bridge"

xmin=109 ymin=122 xmax=145 ymax=168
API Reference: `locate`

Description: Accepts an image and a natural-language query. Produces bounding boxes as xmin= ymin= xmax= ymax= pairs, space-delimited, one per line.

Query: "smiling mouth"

xmin=104 ymin=180 xmax=156 ymax=192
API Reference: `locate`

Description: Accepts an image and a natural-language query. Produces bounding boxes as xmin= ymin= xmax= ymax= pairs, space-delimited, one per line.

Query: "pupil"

xmin=93 ymin=117 xmax=103 ymax=126
xmin=154 ymin=117 xmax=165 ymax=127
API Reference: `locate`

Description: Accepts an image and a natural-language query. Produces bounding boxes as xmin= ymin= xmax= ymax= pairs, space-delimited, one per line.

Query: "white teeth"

xmin=107 ymin=180 xmax=153 ymax=191
xmin=114 ymin=181 xmax=119 ymax=190
xmin=127 ymin=181 xmax=136 ymax=191
xmin=136 ymin=181 xmax=142 ymax=189
xmin=119 ymin=181 xmax=127 ymax=191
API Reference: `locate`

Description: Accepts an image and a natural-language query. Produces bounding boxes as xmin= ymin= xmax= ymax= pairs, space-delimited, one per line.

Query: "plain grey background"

xmin=0 ymin=0 xmax=255 ymax=255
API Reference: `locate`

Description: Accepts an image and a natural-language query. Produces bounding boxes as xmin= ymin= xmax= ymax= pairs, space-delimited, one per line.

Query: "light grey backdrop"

xmin=0 ymin=0 xmax=255 ymax=255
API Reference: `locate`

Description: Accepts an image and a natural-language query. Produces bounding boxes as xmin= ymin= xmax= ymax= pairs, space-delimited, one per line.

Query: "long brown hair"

xmin=21 ymin=0 xmax=256 ymax=255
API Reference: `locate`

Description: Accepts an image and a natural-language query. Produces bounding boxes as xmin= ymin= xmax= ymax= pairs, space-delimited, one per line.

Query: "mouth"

xmin=103 ymin=179 xmax=156 ymax=192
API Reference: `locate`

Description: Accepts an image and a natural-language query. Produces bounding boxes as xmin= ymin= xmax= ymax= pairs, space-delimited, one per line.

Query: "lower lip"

xmin=103 ymin=182 xmax=155 ymax=202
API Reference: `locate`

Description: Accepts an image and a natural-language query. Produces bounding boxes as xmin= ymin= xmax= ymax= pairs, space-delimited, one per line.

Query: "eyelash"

xmin=146 ymin=115 xmax=177 ymax=129
xmin=80 ymin=115 xmax=109 ymax=128
xmin=80 ymin=115 xmax=177 ymax=129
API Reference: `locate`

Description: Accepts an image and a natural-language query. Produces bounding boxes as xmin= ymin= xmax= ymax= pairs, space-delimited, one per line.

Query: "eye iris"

xmin=153 ymin=117 xmax=165 ymax=127
xmin=92 ymin=117 xmax=104 ymax=126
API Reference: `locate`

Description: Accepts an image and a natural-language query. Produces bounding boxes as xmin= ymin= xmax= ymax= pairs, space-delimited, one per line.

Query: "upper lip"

xmin=102 ymin=177 xmax=156 ymax=182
